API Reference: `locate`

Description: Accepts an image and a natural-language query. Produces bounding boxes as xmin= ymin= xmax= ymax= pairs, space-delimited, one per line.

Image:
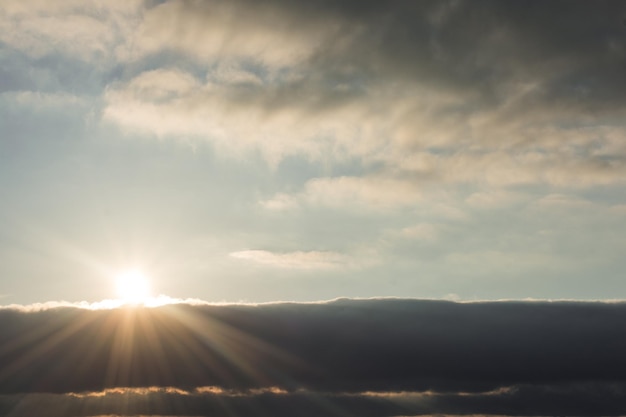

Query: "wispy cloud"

xmin=96 ymin=0 xmax=626 ymax=192
xmin=0 ymin=0 xmax=143 ymax=61
xmin=4 ymin=383 xmax=626 ymax=417
xmin=260 ymin=176 xmax=425 ymax=212
xmin=230 ymin=249 xmax=351 ymax=270
xmin=0 ymin=295 xmax=209 ymax=312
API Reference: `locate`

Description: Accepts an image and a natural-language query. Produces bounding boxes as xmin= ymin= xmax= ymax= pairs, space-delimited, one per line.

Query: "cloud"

xmin=0 ymin=0 xmax=143 ymax=61
xmin=102 ymin=65 xmax=376 ymax=165
xmin=5 ymin=0 xmax=626 ymax=192
xmin=97 ymin=0 xmax=626 ymax=194
xmin=229 ymin=250 xmax=351 ymax=270
xmin=395 ymin=223 xmax=442 ymax=240
xmin=260 ymin=176 xmax=424 ymax=212
xmin=2 ymin=299 xmax=626 ymax=415
xmin=0 ymin=295 xmax=210 ymax=312
xmin=1 ymin=300 xmax=626 ymax=394
xmin=3 ymin=383 xmax=626 ymax=417
xmin=130 ymin=0 xmax=342 ymax=67
xmin=3 ymin=91 xmax=89 ymax=110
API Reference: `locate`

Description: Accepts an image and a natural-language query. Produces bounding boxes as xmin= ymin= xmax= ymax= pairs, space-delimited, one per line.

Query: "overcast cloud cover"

xmin=2 ymin=299 xmax=626 ymax=416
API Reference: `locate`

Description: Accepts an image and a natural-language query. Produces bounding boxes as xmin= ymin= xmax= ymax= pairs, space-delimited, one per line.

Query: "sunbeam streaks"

xmin=2 ymin=299 xmax=626 ymax=415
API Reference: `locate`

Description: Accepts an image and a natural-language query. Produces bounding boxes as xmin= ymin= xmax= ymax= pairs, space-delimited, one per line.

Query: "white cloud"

xmin=260 ymin=176 xmax=423 ymax=212
xmin=5 ymin=91 xmax=88 ymax=109
xmin=131 ymin=0 xmax=341 ymax=67
xmin=103 ymin=67 xmax=385 ymax=165
xmin=230 ymin=250 xmax=351 ymax=270
xmin=258 ymin=193 xmax=299 ymax=211
xmin=0 ymin=0 xmax=144 ymax=61
xmin=0 ymin=295 xmax=210 ymax=312
xmin=397 ymin=223 xmax=441 ymax=241
xmin=465 ymin=190 xmax=526 ymax=209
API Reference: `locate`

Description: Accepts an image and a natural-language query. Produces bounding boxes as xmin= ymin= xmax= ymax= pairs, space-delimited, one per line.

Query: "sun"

xmin=115 ymin=269 xmax=151 ymax=304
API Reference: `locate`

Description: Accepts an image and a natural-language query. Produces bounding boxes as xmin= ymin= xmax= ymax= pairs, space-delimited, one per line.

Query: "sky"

xmin=1 ymin=0 xmax=625 ymax=304
xmin=2 ymin=1 xmax=626 ymax=416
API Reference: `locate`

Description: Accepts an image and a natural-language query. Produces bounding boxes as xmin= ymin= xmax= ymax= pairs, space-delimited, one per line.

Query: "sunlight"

xmin=115 ymin=269 xmax=151 ymax=304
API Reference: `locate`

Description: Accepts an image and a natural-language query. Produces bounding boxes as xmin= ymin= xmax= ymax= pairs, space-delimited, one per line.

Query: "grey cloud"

xmin=308 ymin=0 xmax=626 ymax=112
xmin=1 ymin=299 xmax=626 ymax=415
xmin=7 ymin=0 xmax=626 ymax=165
xmin=101 ymin=0 xmax=626 ymax=191
xmin=135 ymin=0 xmax=626 ymax=116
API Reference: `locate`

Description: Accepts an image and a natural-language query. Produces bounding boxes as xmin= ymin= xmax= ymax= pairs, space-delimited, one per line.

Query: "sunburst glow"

xmin=115 ymin=269 xmax=151 ymax=304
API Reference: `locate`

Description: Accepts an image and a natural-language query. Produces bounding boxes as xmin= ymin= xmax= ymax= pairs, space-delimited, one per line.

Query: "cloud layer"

xmin=98 ymin=0 xmax=626 ymax=189
xmin=2 ymin=299 xmax=626 ymax=416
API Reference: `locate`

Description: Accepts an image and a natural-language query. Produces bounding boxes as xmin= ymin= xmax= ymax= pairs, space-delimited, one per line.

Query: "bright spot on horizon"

xmin=115 ymin=269 xmax=151 ymax=304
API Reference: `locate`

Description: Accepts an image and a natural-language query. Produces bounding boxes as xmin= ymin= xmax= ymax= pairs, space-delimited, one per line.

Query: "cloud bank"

xmin=2 ymin=299 xmax=626 ymax=416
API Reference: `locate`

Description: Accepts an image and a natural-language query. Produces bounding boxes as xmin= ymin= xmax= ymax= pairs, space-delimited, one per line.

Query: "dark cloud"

xmin=1 ymin=299 xmax=626 ymax=416
xmin=2 ymin=382 xmax=626 ymax=417
xmin=157 ymin=0 xmax=626 ymax=113
xmin=316 ymin=0 xmax=626 ymax=106
xmin=102 ymin=0 xmax=626 ymax=187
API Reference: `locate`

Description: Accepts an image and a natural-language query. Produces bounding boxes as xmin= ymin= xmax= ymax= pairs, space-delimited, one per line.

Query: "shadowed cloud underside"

xmin=1 ymin=299 xmax=626 ymax=416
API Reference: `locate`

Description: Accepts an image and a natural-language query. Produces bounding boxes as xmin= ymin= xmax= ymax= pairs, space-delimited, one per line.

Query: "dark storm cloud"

xmin=2 ymin=299 xmax=626 ymax=397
